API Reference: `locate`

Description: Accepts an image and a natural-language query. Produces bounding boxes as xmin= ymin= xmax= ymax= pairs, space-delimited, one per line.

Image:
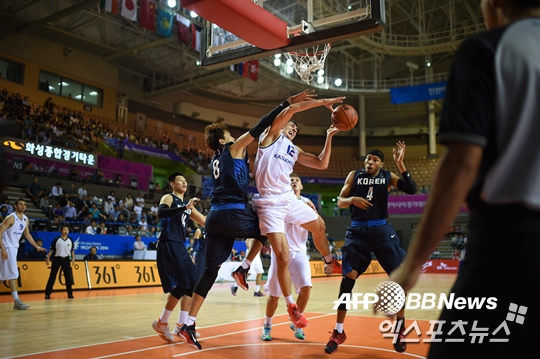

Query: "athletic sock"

xmin=178 ymin=310 xmax=188 ymax=325
xmin=335 ymin=323 xmax=344 ymax=333
xmin=11 ymin=291 xmax=19 ymax=300
xmin=160 ymin=309 xmax=172 ymax=324
xmin=264 ymin=316 xmax=273 ymax=326
xmin=186 ymin=315 xmax=196 ymax=326
xmin=255 ymin=285 xmax=260 ymax=292
xmin=241 ymin=259 xmax=252 ymax=269
xmin=324 ymin=254 xmax=333 ymax=263
xmin=284 ymin=295 xmax=294 ymax=305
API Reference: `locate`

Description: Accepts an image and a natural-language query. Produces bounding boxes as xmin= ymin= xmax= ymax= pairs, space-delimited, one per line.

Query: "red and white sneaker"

xmin=287 ymin=303 xmax=309 ymax=329
xmin=324 ymin=329 xmax=347 ymax=354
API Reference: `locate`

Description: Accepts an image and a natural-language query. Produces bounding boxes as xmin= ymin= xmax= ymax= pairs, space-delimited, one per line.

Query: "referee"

xmin=45 ymin=225 xmax=75 ymax=299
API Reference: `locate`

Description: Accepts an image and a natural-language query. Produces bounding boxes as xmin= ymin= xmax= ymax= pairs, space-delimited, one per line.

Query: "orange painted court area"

xmin=0 ymin=276 xmax=444 ymax=359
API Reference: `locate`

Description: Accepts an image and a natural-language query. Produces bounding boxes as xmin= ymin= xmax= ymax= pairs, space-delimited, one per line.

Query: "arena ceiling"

xmin=0 ymin=0 xmax=485 ymax=128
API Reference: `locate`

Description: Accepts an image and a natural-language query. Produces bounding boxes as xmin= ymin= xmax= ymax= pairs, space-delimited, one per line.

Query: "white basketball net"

xmin=284 ymin=43 xmax=331 ymax=84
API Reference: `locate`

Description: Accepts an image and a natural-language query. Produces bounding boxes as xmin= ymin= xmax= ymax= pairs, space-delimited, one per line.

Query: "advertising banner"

xmin=420 ymin=259 xmax=460 ymax=273
xmin=390 ymin=82 xmax=447 ymax=104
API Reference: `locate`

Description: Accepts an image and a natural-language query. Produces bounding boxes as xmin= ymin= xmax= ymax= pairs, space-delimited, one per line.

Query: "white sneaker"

xmin=13 ymin=299 xmax=30 ymax=310
xmin=152 ymin=319 xmax=175 ymax=343
xmin=172 ymin=324 xmax=200 ymax=338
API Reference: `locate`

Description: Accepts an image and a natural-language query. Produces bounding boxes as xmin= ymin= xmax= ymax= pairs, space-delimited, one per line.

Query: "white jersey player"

xmin=0 ymin=199 xmax=46 ymax=310
xmin=252 ymin=95 xmax=344 ymax=329
xmin=261 ymin=173 xmax=317 ymax=341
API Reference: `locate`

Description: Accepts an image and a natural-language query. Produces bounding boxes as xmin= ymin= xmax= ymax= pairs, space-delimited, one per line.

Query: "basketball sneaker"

xmin=324 ymin=257 xmax=342 ymax=275
xmin=151 ymin=318 xmax=175 ymax=343
xmin=393 ymin=318 xmax=407 ymax=353
xmin=172 ymin=324 xmax=200 ymax=339
xmin=324 ymin=329 xmax=347 ymax=354
xmin=178 ymin=323 xmax=202 ymax=350
xmin=261 ymin=324 xmax=272 ymax=341
xmin=13 ymin=299 xmax=30 ymax=310
xmin=253 ymin=291 xmax=266 ymax=297
xmin=232 ymin=265 xmax=249 ymax=290
xmin=231 ymin=285 xmax=238 ymax=296
xmin=289 ymin=323 xmax=305 ymax=340
xmin=287 ymin=303 xmax=309 ymax=328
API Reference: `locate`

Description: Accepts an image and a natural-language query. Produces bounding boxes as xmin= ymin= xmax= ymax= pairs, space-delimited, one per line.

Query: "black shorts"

xmin=428 ymin=206 xmax=540 ymax=358
xmin=342 ymin=223 xmax=405 ymax=276
xmin=156 ymin=240 xmax=197 ymax=293
xmin=204 ymin=207 xmax=266 ymax=268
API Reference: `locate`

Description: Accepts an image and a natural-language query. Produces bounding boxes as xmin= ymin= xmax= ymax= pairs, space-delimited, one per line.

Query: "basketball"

xmin=331 ymin=104 xmax=358 ymax=131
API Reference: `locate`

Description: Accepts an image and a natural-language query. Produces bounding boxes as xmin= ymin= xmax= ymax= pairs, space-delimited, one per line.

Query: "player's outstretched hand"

xmin=287 ymin=89 xmax=317 ymax=104
xmin=186 ymin=197 xmax=201 ymax=210
xmin=38 ymin=246 xmax=47 ymax=253
xmin=327 ymin=124 xmax=340 ymax=136
xmin=393 ymin=141 xmax=406 ymax=166
xmin=323 ymin=97 xmax=346 ymax=111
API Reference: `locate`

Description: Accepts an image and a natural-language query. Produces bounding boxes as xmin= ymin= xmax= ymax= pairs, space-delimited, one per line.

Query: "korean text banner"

xmin=390 ymin=82 xmax=447 ymax=104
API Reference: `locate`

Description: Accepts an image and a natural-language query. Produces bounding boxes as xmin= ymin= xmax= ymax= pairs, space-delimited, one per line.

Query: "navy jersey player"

xmin=325 ymin=142 xmax=416 ymax=354
xmin=178 ymin=90 xmax=316 ymax=350
xmin=151 ymin=172 xmax=205 ymax=344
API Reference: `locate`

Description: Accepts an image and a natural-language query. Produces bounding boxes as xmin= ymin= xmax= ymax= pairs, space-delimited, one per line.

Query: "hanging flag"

xmin=191 ymin=24 xmax=203 ymax=52
xmin=101 ymin=0 xmax=118 ymax=13
xmin=176 ymin=14 xmax=190 ymax=44
xmin=121 ymin=0 xmax=137 ymax=21
xmin=157 ymin=7 xmax=174 ymax=38
xmin=139 ymin=0 xmax=156 ymax=31
xmin=248 ymin=60 xmax=259 ymax=81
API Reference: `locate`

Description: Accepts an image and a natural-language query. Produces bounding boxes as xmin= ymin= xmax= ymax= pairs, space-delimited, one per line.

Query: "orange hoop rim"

xmin=288 ymin=43 xmax=331 ymax=57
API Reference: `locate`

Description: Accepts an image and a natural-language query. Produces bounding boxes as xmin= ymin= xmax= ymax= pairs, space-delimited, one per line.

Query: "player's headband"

xmin=366 ymin=149 xmax=384 ymax=162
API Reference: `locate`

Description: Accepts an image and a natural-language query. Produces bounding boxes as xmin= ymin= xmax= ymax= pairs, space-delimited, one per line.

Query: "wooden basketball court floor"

xmin=0 ymin=273 xmax=457 ymax=359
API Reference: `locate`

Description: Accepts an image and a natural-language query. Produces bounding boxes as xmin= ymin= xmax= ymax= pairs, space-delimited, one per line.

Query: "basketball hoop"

xmin=284 ymin=43 xmax=331 ymax=84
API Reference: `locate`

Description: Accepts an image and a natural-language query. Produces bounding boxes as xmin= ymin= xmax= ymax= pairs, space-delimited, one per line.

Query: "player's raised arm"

xmin=260 ymin=97 xmax=345 ymax=147
xmin=231 ymin=90 xmax=317 ymax=155
xmin=388 ymin=141 xmax=417 ymax=194
xmin=296 ymin=125 xmax=340 ymax=169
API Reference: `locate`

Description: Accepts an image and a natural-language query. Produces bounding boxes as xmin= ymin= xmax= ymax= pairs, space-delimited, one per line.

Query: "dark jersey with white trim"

xmin=348 ymin=169 xmax=391 ymax=221
xmin=439 ymin=18 xmax=540 ymax=210
xmin=210 ymin=143 xmax=250 ymax=205
xmin=159 ymin=194 xmax=191 ymax=244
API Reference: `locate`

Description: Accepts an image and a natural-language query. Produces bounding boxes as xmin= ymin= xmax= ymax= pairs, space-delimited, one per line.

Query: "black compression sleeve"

xmin=157 ymin=203 xmax=186 ymax=219
xmin=248 ymin=100 xmax=290 ymax=138
xmin=397 ymin=171 xmax=417 ymax=195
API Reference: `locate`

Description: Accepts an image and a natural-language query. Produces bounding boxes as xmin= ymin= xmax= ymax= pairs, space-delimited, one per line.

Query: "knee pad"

xmin=170 ymin=286 xmax=186 ymax=300
xmin=194 ymin=266 xmax=219 ymax=299
xmin=338 ymin=276 xmax=356 ymax=311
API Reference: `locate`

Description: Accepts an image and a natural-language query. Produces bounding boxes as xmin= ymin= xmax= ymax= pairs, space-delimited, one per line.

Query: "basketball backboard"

xmin=198 ymin=0 xmax=385 ymax=70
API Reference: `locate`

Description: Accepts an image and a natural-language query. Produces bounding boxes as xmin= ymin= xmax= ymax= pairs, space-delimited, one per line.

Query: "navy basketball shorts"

xmin=342 ymin=223 xmax=406 ymax=276
xmin=156 ymin=240 xmax=197 ymax=293
xmin=204 ymin=207 xmax=266 ymax=269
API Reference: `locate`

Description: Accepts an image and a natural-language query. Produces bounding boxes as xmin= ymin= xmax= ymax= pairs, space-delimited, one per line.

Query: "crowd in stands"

xmin=0 ymin=87 xmax=213 ymax=177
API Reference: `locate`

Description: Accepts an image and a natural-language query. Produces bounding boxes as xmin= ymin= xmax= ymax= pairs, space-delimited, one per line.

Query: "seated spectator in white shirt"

xmin=50 ymin=182 xmax=63 ymax=201
xmin=124 ymin=193 xmax=134 ymax=209
xmin=103 ymin=198 xmax=115 ymax=215
xmin=133 ymin=203 xmax=143 ymax=221
xmin=85 ymin=221 xmax=97 ymax=235
xmin=133 ymin=235 xmax=146 ymax=251
xmin=135 ymin=193 xmax=145 ymax=207
xmin=138 ymin=217 xmax=148 ymax=231
xmin=77 ymin=184 xmax=88 ymax=198
xmin=150 ymin=202 xmax=158 ymax=216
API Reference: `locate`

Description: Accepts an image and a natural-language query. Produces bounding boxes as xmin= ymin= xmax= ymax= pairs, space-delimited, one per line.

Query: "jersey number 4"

xmin=212 ymin=159 xmax=220 ymax=179
xmin=366 ymin=186 xmax=374 ymax=200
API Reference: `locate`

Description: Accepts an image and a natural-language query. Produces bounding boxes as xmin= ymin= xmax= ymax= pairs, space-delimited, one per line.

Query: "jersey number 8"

xmin=212 ymin=159 xmax=220 ymax=179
